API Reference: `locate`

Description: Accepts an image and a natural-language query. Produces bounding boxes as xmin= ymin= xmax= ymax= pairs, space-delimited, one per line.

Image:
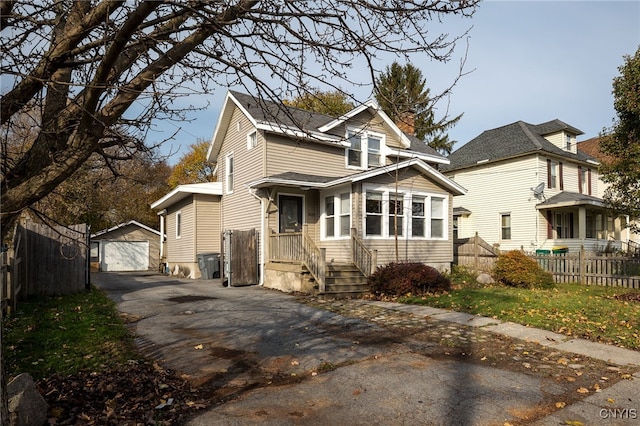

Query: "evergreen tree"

xmin=375 ymin=62 xmax=462 ymax=154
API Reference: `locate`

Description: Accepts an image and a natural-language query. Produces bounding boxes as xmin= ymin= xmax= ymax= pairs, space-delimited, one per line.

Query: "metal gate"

xmin=223 ymin=229 xmax=258 ymax=286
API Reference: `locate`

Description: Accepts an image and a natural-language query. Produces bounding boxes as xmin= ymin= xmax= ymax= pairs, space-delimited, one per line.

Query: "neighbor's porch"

xmin=537 ymin=203 xmax=623 ymax=253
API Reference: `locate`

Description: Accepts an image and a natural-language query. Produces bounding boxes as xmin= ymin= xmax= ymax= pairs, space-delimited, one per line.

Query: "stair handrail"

xmin=302 ymin=226 xmax=326 ymax=293
xmin=351 ymin=227 xmax=376 ymax=276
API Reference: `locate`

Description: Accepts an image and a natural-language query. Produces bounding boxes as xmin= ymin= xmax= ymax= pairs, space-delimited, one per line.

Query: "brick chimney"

xmin=396 ymin=110 xmax=415 ymax=136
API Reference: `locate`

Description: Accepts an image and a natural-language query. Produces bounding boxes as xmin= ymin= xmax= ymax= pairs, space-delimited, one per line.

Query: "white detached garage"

xmin=91 ymin=221 xmax=163 ymax=272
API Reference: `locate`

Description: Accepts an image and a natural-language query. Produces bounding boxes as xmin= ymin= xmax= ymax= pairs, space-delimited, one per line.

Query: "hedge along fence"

xmin=454 ymin=235 xmax=640 ymax=289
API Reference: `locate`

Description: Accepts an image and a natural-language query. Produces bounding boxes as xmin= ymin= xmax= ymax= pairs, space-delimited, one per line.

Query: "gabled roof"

xmin=535 ymin=191 xmax=605 ymax=209
xmin=91 ymin=220 xmax=161 ymax=238
xmin=150 ymin=182 xmax=222 ymax=211
xmin=206 ymin=90 xmax=449 ymax=165
xmin=444 ymin=120 xmax=596 ymax=172
xmin=247 ymin=158 xmax=466 ymax=196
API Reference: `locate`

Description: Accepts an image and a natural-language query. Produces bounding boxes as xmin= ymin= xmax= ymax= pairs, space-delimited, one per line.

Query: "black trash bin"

xmin=197 ymin=252 xmax=220 ymax=279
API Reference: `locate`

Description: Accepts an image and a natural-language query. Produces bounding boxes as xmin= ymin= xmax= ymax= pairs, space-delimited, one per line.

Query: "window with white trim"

xmin=364 ymin=187 xmax=447 ymax=239
xmin=225 ymin=152 xmax=234 ymax=193
xmin=323 ymin=192 xmax=351 ymax=239
xmin=412 ymin=196 xmax=426 ymax=237
xmin=365 ymin=191 xmax=383 ymax=236
xmin=325 ymin=196 xmax=335 ymax=238
xmin=431 ymin=197 xmax=445 ymax=239
xmin=247 ymin=130 xmax=257 ymax=150
xmin=339 ymin=193 xmax=351 ymax=237
xmin=346 ymin=128 xmax=385 ymax=169
xmin=389 ymin=192 xmax=404 ymax=237
xmin=500 ymin=213 xmax=511 ymax=240
xmin=176 ymin=211 xmax=182 ymax=239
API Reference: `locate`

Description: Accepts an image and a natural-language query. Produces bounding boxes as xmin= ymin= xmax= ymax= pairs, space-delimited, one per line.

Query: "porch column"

xmin=578 ymin=206 xmax=586 ymax=241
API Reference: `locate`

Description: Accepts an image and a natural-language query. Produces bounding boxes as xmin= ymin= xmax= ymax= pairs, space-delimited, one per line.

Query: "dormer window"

xmin=565 ymin=134 xmax=572 ymax=150
xmin=346 ymin=128 xmax=385 ymax=169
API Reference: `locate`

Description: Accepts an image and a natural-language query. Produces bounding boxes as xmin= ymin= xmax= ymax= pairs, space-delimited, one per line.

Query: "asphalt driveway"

xmin=93 ymin=272 xmax=639 ymax=425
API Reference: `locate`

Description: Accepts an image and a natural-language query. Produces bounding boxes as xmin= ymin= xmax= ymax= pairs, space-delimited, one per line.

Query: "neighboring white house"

xmin=443 ymin=119 xmax=624 ymax=254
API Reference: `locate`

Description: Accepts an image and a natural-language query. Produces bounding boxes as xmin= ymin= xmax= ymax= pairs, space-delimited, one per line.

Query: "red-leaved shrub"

xmin=368 ymin=262 xmax=450 ymax=297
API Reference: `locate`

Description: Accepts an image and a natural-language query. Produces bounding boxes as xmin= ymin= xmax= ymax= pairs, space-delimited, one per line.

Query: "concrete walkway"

xmin=93 ymin=272 xmax=640 ymax=425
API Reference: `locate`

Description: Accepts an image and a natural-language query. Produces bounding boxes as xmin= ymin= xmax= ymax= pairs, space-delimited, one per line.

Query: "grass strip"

xmin=2 ymin=285 xmax=142 ymax=380
xmin=401 ymin=283 xmax=640 ymax=350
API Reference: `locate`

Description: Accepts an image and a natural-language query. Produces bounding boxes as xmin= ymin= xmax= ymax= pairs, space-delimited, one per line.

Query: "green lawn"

xmin=2 ymin=286 xmax=141 ymax=380
xmin=401 ymin=282 xmax=640 ymax=350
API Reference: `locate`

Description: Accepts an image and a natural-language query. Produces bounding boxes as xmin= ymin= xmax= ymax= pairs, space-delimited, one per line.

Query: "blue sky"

xmin=153 ymin=1 xmax=640 ymax=164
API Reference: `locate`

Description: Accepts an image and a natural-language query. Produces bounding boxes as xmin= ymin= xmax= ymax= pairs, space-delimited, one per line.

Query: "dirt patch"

xmin=614 ymin=291 xmax=640 ymax=302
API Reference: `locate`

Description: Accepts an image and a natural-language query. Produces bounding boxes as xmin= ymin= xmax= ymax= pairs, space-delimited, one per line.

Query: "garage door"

xmin=102 ymin=241 xmax=149 ymax=271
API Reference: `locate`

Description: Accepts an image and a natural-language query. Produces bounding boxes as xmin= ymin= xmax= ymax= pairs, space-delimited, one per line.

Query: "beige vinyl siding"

xmin=265 ymin=188 xmax=319 ymax=236
xmin=266 ymin=134 xmax=347 ymax=177
xmin=219 ymin=107 xmax=264 ymax=231
xmin=194 ymin=194 xmax=221 ymax=254
xmin=166 ymin=196 xmax=195 ymax=263
xmin=340 ymin=109 xmax=405 ymax=149
xmin=450 ymin=155 xmax=541 ymax=252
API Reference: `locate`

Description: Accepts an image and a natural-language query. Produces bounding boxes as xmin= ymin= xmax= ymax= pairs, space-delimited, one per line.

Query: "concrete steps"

xmin=322 ymin=263 xmax=370 ymax=298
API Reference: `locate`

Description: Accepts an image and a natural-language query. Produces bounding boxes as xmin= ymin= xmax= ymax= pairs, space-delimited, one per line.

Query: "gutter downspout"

xmin=249 ymin=188 xmax=265 ymax=286
xmin=158 ymin=209 xmax=167 ymax=272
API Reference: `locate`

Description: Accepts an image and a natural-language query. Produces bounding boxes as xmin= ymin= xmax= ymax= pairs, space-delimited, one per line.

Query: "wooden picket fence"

xmin=454 ymin=235 xmax=640 ymax=289
xmin=532 ymin=249 xmax=640 ymax=288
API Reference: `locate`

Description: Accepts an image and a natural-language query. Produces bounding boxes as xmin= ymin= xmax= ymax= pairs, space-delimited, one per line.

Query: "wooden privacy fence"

xmin=1 ymin=233 xmax=22 ymax=315
xmin=2 ymin=222 xmax=89 ymax=313
xmin=453 ymin=233 xmax=499 ymax=273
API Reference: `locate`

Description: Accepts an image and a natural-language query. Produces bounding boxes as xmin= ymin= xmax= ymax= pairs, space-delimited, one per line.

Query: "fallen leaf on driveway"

xmin=562 ymin=421 xmax=584 ymax=426
xmin=194 ymin=344 xmax=204 ymax=350
xmin=576 ymin=387 xmax=589 ymax=394
xmin=555 ymin=401 xmax=566 ymax=408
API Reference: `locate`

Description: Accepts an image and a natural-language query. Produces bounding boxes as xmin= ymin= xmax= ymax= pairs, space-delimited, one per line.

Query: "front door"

xmin=279 ymin=195 xmax=303 ymax=233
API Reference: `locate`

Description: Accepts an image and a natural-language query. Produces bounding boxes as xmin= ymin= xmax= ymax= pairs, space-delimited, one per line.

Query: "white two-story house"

xmin=443 ymin=119 xmax=622 ymax=254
